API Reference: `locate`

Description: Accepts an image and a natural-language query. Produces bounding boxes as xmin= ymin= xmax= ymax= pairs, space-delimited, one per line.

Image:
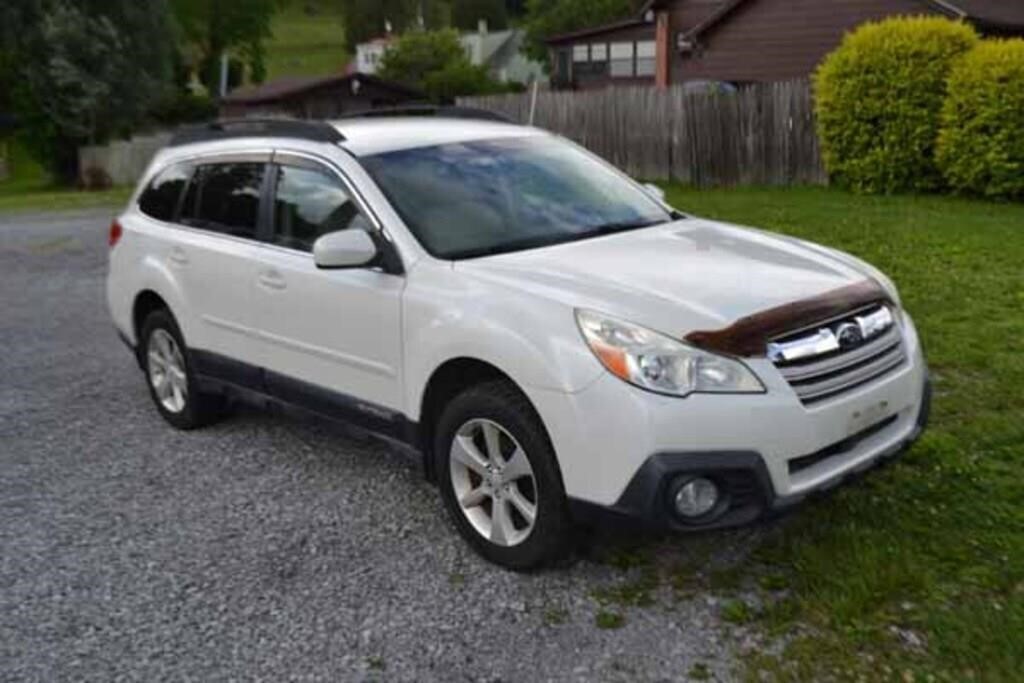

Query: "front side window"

xmin=138 ymin=163 xmax=191 ymax=222
xmin=360 ymin=136 xmax=673 ymax=260
xmin=181 ymin=162 xmax=265 ymax=238
xmin=271 ymin=164 xmax=368 ymax=251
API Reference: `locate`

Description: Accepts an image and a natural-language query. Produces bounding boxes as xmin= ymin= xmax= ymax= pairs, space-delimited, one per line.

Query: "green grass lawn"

xmin=264 ymin=1 xmax=348 ymax=80
xmin=0 ymin=141 xmax=131 ymax=214
xmin=661 ymin=186 xmax=1024 ymax=682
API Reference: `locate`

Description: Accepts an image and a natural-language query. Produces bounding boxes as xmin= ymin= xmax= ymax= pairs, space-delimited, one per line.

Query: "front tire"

xmin=435 ymin=380 xmax=571 ymax=570
xmin=139 ymin=309 xmax=224 ymax=430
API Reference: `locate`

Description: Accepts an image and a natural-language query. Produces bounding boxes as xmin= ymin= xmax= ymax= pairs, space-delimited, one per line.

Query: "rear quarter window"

xmin=138 ymin=163 xmax=191 ymax=222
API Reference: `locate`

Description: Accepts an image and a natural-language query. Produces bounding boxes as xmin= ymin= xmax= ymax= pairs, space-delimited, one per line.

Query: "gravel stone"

xmin=0 ymin=209 xmax=753 ymax=681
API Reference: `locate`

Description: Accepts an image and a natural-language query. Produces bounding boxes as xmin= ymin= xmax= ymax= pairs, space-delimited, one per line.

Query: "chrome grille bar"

xmin=769 ymin=304 xmax=907 ymax=405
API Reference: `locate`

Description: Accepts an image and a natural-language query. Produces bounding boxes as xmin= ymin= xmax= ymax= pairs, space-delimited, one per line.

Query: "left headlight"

xmin=575 ymin=309 xmax=765 ymax=398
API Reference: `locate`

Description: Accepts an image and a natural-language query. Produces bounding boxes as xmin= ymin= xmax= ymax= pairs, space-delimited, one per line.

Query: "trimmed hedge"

xmin=814 ymin=17 xmax=978 ymax=194
xmin=937 ymin=39 xmax=1024 ymax=200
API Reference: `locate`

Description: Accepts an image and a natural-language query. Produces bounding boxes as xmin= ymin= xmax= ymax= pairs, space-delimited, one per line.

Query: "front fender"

xmin=402 ymin=262 xmax=604 ymax=420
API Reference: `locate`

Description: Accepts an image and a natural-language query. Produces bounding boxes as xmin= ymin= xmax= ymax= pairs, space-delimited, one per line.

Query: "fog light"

xmin=673 ymin=477 xmax=720 ymax=518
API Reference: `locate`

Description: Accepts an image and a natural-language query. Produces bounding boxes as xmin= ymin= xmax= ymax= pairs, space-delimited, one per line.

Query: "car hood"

xmin=454 ymin=218 xmax=877 ymax=336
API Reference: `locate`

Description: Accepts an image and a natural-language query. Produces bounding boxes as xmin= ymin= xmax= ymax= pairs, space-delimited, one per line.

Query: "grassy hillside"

xmin=264 ymin=1 xmax=349 ymax=80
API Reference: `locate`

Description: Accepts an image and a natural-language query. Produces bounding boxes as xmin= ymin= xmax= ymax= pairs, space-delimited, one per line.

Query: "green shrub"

xmin=937 ymin=39 xmax=1024 ymax=200
xmin=814 ymin=16 xmax=978 ymax=193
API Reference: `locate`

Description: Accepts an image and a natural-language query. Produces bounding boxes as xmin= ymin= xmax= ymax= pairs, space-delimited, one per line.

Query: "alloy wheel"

xmin=147 ymin=328 xmax=188 ymax=414
xmin=449 ymin=418 xmax=538 ymax=547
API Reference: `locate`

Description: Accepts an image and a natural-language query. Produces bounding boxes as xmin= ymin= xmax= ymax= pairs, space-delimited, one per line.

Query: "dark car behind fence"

xmin=459 ymin=79 xmax=826 ymax=187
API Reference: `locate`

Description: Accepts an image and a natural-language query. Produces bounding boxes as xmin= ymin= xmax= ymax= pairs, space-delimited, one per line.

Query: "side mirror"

xmin=313 ymin=229 xmax=379 ymax=269
xmin=642 ymin=183 xmax=666 ymax=202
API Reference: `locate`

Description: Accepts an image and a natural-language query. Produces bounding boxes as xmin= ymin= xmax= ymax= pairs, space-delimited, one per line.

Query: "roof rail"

xmin=169 ymin=118 xmax=345 ymax=147
xmin=336 ymin=105 xmax=511 ymax=124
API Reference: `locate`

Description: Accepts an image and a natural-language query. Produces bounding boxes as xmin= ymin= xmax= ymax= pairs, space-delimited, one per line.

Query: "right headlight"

xmin=575 ymin=309 xmax=765 ymax=398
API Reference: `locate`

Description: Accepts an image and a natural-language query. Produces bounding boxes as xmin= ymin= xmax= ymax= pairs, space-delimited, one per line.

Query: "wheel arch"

xmin=133 ymin=290 xmax=172 ymax=341
xmin=131 ymin=289 xmax=181 ymax=368
xmin=417 ymin=357 xmax=558 ymax=484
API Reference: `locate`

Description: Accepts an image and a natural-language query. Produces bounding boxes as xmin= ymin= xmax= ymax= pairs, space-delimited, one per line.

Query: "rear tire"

xmin=138 ymin=309 xmax=224 ymax=430
xmin=434 ymin=380 xmax=572 ymax=570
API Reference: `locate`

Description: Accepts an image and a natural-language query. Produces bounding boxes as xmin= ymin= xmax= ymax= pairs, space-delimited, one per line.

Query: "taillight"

xmin=109 ymin=220 xmax=123 ymax=248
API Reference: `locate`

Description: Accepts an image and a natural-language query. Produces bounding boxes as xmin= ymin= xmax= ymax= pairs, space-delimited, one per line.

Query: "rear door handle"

xmin=169 ymin=246 xmax=189 ymax=266
xmin=257 ymin=269 xmax=287 ymax=291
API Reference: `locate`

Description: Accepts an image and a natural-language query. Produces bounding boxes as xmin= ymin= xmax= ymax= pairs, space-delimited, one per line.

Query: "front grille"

xmin=770 ymin=304 xmax=907 ymax=405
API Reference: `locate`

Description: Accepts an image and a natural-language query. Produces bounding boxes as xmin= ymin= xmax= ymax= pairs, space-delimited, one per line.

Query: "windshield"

xmin=359 ymin=136 xmax=674 ymax=259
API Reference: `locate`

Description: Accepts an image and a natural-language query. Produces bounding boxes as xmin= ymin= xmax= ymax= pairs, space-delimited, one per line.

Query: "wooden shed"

xmin=220 ymin=73 xmax=423 ymax=119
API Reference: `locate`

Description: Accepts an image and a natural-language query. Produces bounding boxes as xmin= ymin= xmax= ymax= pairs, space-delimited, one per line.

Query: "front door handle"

xmin=169 ymin=246 xmax=189 ymax=266
xmin=257 ymin=269 xmax=287 ymax=291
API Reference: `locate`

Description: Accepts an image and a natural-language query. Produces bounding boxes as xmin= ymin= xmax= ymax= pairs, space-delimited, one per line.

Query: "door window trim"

xmin=135 ymin=151 xmax=274 ymax=249
xmin=180 ymin=155 xmax=273 ymax=240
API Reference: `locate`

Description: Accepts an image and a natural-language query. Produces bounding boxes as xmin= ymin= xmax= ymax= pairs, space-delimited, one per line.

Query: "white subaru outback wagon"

xmin=108 ymin=112 xmax=930 ymax=570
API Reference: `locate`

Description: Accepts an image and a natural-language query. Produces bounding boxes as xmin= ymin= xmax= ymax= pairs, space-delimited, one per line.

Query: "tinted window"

xmin=138 ymin=163 xmax=191 ymax=221
xmin=271 ymin=165 xmax=368 ymax=251
xmin=360 ymin=136 xmax=672 ymax=259
xmin=181 ymin=163 xmax=265 ymax=238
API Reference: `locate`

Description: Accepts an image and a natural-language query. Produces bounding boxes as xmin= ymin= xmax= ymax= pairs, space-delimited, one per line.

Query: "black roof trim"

xmin=545 ymin=18 xmax=650 ymax=44
xmin=336 ymin=105 xmax=511 ymax=124
xmin=169 ymin=118 xmax=345 ymax=147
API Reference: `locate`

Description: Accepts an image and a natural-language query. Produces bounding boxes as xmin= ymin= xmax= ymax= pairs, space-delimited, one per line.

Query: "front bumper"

xmin=527 ymin=310 xmax=930 ymax=530
xmin=568 ymin=375 xmax=931 ymax=530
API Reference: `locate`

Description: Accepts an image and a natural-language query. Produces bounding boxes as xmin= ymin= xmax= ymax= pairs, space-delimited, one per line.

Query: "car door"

xmin=250 ymin=152 xmax=405 ymax=429
xmin=172 ymin=154 xmax=271 ymax=389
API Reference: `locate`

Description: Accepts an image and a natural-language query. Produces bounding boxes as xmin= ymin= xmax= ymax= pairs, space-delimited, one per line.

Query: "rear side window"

xmin=181 ymin=162 xmax=265 ymax=238
xmin=138 ymin=163 xmax=191 ymax=221
xmin=271 ymin=164 xmax=368 ymax=251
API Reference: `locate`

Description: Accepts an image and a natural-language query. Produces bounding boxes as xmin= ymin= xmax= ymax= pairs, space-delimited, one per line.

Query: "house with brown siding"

xmin=547 ymin=0 xmax=1024 ymax=89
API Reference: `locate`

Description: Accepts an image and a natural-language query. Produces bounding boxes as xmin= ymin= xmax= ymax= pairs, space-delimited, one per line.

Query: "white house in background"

xmin=460 ymin=21 xmax=547 ymax=85
xmin=355 ymin=36 xmax=396 ymax=75
xmin=354 ymin=22 xmax=547 ymax=85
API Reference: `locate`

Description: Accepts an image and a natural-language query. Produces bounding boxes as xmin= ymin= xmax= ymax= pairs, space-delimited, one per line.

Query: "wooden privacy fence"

xmin=459 ymin=79 xmax=827 ymax=187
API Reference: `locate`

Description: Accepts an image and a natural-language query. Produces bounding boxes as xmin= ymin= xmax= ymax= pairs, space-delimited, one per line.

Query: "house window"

xmin=589 ymin=43 xmax=608 ymax=77
xmin=610 ymin=42 xmax=634 ymax=77
xmin=635 ymin=40 xmax=656 ymax=77
xmin=573 ymin=44 xmax=589 ymax=62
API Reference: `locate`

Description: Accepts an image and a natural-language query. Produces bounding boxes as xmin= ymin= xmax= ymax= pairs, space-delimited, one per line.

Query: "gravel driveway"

xmin=1 ymin=209 xmax=765 ymax=682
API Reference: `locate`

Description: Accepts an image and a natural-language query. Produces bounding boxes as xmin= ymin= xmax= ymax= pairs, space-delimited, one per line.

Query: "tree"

xmin=170 ymin=0 xmax=281 ymax=90
xmin=504 ymin=0 xmax=527 ymax=18
xmin=451 ymin=0 xmax=508 ymax=31
xmin=378 ymin=29 xmax=501 ymax=102
xmin=340 ymin=0 xmax=449 ymax=48
xmin=7 ymin=0 xmax=175 ymax=183
xmin=522 ymin=0 xmax=635 ymax=66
